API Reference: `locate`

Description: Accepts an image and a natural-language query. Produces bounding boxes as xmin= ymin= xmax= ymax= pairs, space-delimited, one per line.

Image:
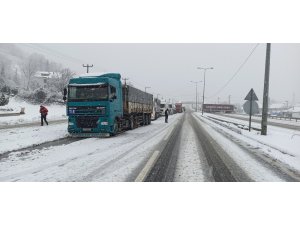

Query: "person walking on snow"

xmin=40 ymin=105 xmax=48 ymax=126
xmin=165 ymin=108 xmax=169 ymax=123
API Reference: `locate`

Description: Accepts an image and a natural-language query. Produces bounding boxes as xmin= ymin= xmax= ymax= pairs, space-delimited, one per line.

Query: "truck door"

xmin=109 ymin=85 xmax=122 ymax=117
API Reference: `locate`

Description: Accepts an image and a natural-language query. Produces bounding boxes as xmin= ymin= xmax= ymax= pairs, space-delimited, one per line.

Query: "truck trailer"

xmin=160 ymin=100 xmax=170 ymax=116
xmin=151 ymin=97 xmax=161 ymax=120
xmin=175 ymin=103 xmax=183 ymax=113
xmin=63 ymin=73 xmax=153 ymax=137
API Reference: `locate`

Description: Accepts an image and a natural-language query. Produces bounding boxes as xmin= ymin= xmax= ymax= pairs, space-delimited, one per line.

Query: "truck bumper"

xmin=69 ymin=132 xmax=110 ymax=138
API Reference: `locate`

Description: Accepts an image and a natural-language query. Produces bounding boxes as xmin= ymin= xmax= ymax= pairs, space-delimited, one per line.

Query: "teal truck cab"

xmin=64 ymin=73 xmax=153 ymax=137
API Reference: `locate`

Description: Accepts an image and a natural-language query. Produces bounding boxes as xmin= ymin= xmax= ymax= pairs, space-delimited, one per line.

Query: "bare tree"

xmin=52 ymin=68 xmax=75 ymax=94
xmin=0 ymin=57 xmax=12 ymax=88
xmin=0 ymin=65 xmax=5 ymax=87
xmin=21 ymin=55 xmax=38 ymax=90
xmin=13 ymin=68 xmax=21 ymax=86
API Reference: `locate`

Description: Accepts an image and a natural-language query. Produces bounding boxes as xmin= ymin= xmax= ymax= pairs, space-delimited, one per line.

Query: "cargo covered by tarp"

xmin=122 ymin=85 xmax=153 ymax=114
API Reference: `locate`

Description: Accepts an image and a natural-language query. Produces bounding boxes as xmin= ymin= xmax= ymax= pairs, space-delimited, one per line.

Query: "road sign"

xmin=244 ymin=88 xmax=259 ymax=131
xmin=243 ymin=101 xmax=259 ymax=115
xmin=244 ymin=88 xmax=258 ymax=101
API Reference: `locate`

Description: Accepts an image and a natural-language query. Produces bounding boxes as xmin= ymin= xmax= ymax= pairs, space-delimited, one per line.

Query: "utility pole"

xmin=195 ymin=82 xmax=197 ymax=112
xmin=197 ymin=67 xmax=213 ymax=115
xmin=191 ymin=81 xmax=201 ymax=112
xmin=122 ymin=77 xmax=129 ymax=86
xmin=83 ymin=64 xmax=93 ymax=73
xmin=292 ymin=92 xmax=295 ymax=106
xmin=261 ymin=43 xmax=271 ymax=135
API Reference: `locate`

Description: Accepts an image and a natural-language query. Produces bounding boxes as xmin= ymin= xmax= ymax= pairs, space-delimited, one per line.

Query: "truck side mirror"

xmin=63 ymin=88 xmax=67 ymax=101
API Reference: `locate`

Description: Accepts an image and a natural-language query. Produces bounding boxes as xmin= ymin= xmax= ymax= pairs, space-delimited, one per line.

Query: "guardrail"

xmin=207 ymin=115 xmax=261 ymax=132
xmin=246 ymin=114 xmax=300 ymax=122
xmin=269 ymin=116 xmax=300 ymax=122
xmin=237 ymin=114 xmax=300 ymax=122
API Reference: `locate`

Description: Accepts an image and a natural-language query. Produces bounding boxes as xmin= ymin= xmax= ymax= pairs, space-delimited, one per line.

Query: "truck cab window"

xmin=110 ymin=85 xmax=117 ymax=99
xmin=68 ymin=83 xmax=108 ymax=101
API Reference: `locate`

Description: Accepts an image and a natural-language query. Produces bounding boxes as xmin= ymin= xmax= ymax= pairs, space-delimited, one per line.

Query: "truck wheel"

xmin=111 ymin=120 xmax=118 ymax=136
xmin=148 ymin=114 xmax=151 ymax=124
xmin=142 ymin=114 xmax=146 ymax=126
xmin=129 ymin=117 xmax=134 ymax=130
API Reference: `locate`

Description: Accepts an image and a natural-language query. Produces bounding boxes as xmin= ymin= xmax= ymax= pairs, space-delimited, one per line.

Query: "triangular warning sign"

xmin=244 ymin=88 xmax=258 ymax=101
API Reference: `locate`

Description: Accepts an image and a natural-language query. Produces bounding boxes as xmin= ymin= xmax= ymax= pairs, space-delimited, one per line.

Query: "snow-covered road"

xmin=0 ymin=114 xmax=183 ymax=181
xmin=194 ymin=113 xmax=300 ymax=181
xmin=1 ymin=109 xmax=299 ymax=182
xmin=174 ymin=114 xmax=212 ymax=182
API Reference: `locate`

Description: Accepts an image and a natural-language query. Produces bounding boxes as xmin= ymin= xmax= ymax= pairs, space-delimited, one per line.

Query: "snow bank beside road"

xmin=0 ymin=123 xmax=68 ymax=154
xmin=198 ymin=113 xmax=300 ymax=173
xmin=0 ymin=97 xmax=67 ymax=127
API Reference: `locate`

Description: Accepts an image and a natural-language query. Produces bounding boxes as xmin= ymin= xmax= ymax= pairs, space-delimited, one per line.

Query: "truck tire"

xmin=148 ymin=114 xmax=151 ymax=124
xmin=145 ymin=114 xmax=149 ymax=125
xmin=142 ymin=114 xmax=146 ymax=126
xmin=129 ymin=116 xmax=134 ymax=130
xmin=110 ymin=120 xmax=118 ymax=136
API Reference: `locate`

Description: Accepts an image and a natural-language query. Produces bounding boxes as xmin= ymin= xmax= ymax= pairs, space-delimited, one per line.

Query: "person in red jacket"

xmin=40 ymin=105 xmax=48 ymax=126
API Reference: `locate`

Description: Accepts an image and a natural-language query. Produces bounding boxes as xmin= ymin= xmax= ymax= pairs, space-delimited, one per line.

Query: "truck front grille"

xmin=76 ymin=116 xmax=99 ymax=128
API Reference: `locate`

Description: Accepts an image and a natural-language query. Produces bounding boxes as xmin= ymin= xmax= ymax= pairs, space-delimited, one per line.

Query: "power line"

xmin=18 ymin=43 xmax=80 ymax=67
xmin=18 ymin=44 xmax=107 ymax=71
xmin=32 ymin=44 xmax=83 ymax=64
xmin=208 ymin=43 xmax=260 ymax=99
xmin=31 ymin=44 xmax=108 ymax=72
xmin=24 ymin=43 xmax=82 ymax=65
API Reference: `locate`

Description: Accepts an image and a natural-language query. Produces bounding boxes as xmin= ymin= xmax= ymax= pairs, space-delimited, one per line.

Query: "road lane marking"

xmin=163 ymin=125 xmax=174 ymax=141
xmin=135 ymin=150 xmax=160 ymax=182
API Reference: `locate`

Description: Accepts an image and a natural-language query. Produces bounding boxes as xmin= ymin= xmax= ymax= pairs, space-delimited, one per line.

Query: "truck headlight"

xmin=69 ymin=122 xmax=74 ymax=126
xmin=101 ymin=121 xmax=108 ymax=125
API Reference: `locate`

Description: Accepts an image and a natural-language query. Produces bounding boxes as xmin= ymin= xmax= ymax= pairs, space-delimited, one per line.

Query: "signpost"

xmin=243 ymin=88 xmax=259 ymax=131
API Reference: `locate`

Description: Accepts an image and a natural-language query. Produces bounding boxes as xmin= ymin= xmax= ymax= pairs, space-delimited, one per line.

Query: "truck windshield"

xmin=68 ymin=84 xmax=108 ymax=102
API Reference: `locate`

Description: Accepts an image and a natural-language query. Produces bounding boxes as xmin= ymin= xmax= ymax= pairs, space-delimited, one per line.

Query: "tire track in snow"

xmin=174 ymin=114 xmax=213 ymax=182
xmin=81 ymin=116 xmax=183 ymax=181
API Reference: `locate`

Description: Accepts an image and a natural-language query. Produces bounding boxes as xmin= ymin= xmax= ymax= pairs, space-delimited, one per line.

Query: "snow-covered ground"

xmin=228 ymin=113 xmax=300 ymax=127
xmin=0 ymin=114 xmax=182 ymax=181
xmin=0 ymin=123 xmax=68 ymax=154
xmin=197 ymin=113 xmax=300 ymax=174
xmin=0 ymin=97 xmax=67 ymax=126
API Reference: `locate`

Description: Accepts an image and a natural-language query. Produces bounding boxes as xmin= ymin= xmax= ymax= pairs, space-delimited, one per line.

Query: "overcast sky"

xmin=18 ymin=43 xmax=300 ymax=105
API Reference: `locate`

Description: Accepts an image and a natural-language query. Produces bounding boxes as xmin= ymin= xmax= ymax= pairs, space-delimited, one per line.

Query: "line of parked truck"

xmin=63 ymin=73 xmax=184 ymax=137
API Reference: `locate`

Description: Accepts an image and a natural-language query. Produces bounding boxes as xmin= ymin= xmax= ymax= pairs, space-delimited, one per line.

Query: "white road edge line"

xmin=135 ymin=150 xmax=160 ymax=182
xmin=135 ymin=122 xmax=177 ymax=181
xmin=163 ymin=125 xmax=174 ymax=141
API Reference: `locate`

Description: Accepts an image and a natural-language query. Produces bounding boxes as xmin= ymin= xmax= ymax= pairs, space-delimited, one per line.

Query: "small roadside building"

xmin=287 ymin=106 xmax=300 ymax=118
xmin=32 ymin=71 xmax=61 ymax=89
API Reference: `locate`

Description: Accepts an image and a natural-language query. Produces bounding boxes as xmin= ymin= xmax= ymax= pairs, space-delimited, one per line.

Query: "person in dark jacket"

xmin=165 ymin=108 xmax=169 ymax=123
xmin=40 ymin=105 xmax=48 ymax=126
